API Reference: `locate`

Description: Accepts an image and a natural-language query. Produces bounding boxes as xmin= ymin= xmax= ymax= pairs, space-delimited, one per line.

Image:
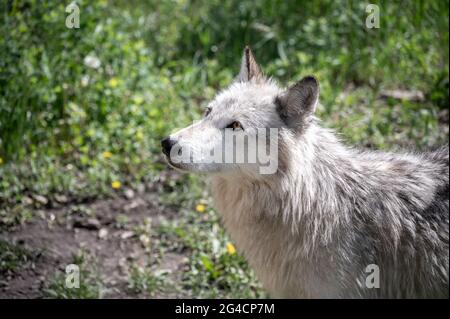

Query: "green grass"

xmin=157 ymin=207 xmax=266 ymax=298
xmin=0 ymin=240 xmax=31 ymax=273
xmin=0 ymin=0 xmax=448 ymax=298
xmin=128 ymin=266 xmax=173 ymax=296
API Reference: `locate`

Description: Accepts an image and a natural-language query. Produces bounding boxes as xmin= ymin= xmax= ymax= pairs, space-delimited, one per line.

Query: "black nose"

xmin=161 ymin=137 xmax=176 ymax=156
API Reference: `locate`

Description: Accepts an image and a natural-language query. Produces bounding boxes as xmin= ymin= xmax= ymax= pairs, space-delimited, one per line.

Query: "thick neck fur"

xmin=210 ymin=121 xmax=449 ymax=298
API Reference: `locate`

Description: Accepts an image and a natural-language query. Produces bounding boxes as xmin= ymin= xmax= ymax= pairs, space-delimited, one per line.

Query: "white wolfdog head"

xmin=161 ymin=46 xmax=319 ymax=177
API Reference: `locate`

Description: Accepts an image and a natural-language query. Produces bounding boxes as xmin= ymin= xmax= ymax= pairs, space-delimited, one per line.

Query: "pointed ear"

xmin=237 ymin=46 xmax=264 ymax=82
xmin=276 ymin=76 xmax=319 ymax=131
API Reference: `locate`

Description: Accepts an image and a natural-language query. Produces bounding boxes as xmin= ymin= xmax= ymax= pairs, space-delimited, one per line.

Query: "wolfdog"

xmin=161 ymin=47 xmax=449 ymax=298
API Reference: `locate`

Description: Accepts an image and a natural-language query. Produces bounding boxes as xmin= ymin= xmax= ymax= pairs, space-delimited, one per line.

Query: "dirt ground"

xmin=0 ymin=185 xmax=190 ymax=299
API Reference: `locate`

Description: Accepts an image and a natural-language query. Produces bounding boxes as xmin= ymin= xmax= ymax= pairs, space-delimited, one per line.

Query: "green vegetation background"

xmin=0 ymin=0 xmax=448 ymax=298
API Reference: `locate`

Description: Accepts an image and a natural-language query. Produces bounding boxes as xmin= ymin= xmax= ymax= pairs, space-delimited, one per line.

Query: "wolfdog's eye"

xmin=226 ymin=121 xmax=243 ymax=131
xmin=204 ymin=107 xmax=212 ymax=117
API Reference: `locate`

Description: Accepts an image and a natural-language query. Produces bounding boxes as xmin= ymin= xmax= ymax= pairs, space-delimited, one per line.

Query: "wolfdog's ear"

xmin=237 ymin=46 xmax=264 ymax=82
xmin=276 ymin=76 xmax=319 ymax=130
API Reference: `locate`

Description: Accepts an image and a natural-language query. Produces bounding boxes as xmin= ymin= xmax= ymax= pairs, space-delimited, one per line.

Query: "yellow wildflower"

xmin=108 ymin=77 xmax=119 ymax=88
xmin=111 ymin=181 xmax=121 ymax=189
xmin=133 ymin=95 xmax=144 ymax=105
xmin=226 ymin=243 xmax=236 ymax=255
xmin=102 ymin=151 xmax=113 ymax=159
xmin=0 ymin=157 xmax=3 ymax=165
xmin=196 ymin=203 xmax=206 ymax=213
xmin=136 ymin=130 xmax=144 ymax=141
